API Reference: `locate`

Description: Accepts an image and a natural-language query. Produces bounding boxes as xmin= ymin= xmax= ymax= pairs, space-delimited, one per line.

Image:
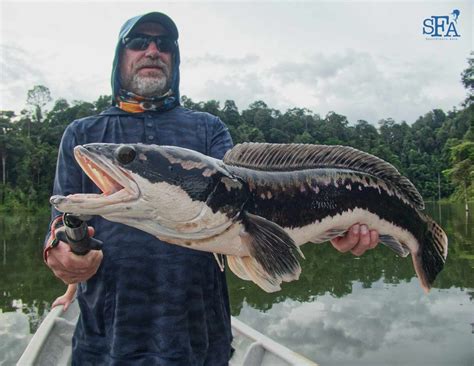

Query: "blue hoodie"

xmin=48 ymin=12 xmax=234 ymax=365
xmin=111 ymin=12 xmax=181 ymax=109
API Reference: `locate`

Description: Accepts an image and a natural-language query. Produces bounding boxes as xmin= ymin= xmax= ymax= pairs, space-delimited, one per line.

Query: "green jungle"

xmin=0 ymin=56 xmax=473 ymax=212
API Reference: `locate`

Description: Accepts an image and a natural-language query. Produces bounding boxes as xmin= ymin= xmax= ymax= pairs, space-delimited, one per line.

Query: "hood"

xmin=111 ymin=12 xmax=181 ymax=111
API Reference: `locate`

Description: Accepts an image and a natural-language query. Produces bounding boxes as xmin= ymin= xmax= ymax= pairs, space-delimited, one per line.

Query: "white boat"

xmin=18 ymin=301 xmax=318 ymax=366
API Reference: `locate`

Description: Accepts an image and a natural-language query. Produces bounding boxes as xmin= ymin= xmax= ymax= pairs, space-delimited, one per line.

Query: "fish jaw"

xmin=50 ymin=146 xmax=141 ymax=215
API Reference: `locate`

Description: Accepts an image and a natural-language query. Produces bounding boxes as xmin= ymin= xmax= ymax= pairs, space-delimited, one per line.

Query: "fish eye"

xmin=116 ymin=145 xmax=136 ymax=165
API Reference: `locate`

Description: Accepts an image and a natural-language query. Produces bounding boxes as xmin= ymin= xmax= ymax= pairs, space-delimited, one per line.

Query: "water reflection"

xmin=0 ymin=213 xmax=64 ymax=332
xmin=0 ymin=203 xmax=473 ymax=365
xmin=0 ymin=311 xmax=32 ymax=365
xmin=236 ymin=281 xmax=473 ymax=365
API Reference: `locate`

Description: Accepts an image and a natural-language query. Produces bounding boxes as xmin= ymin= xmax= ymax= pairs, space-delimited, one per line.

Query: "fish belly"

xmin=286 ymin=207 xmax=419 ymax=253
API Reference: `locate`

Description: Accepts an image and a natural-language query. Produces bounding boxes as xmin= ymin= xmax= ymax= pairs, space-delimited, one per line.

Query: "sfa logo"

xmin=423 ymin=9 xmax=461 ymax=38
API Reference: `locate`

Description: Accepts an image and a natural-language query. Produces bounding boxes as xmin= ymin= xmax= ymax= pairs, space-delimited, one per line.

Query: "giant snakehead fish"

xmin=50 ymin=143 xmax=448 ymax=293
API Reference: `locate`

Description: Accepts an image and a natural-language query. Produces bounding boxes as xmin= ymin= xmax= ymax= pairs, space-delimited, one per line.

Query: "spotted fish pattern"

xmin=51 ymin=141 xmax=448 ymax=297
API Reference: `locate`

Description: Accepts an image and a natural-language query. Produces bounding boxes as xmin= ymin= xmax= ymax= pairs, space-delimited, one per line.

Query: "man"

xmin=44 ymin=12 xmax=378 ymax=365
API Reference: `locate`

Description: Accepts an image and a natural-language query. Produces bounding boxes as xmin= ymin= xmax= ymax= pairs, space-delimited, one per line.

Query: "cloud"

xmin=185 ymin=70 xmax=278 ymax=110
xmin=186 ymin=53 xmax=259 ymax=67
xmin=0 ymin=45 xmax=46 ymax=110
xmin=0 ymin=45 xmax=43 ymax=82
xmin=271 ymin=50 xmax=362 ymax=85
xmin=236 ymin=280 xmax=472 ymax=365
xmin=268 ymin=49 xmax=465 ymax=123
xmin=0 ymin=42 xmax=112 ymax=112
xmin=185 ymin=47 xmax=466 ymax=124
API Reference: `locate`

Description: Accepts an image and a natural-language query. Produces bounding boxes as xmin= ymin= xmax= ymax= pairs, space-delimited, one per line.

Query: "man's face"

xmin=120 ymin=22 xmax=173 ymax=97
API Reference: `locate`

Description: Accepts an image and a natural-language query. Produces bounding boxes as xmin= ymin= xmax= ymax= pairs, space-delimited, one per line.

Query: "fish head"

xmin=51 ymin=143 xmax=236 ymax=240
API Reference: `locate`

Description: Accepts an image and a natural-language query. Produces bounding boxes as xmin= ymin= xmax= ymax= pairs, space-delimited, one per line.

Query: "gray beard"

xmin=126 ymin=74 xmax=170 ymax=97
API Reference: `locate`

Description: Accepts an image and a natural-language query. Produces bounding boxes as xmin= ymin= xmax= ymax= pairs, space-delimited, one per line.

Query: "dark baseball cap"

xmin=124 ymin=12 xmax=179 ymax=40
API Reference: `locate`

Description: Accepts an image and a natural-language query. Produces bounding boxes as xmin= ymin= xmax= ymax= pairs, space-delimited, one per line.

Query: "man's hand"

xmin=330 ymin=224 xmax=379 ymax=256
xmin=46 ymin=227 xmax=103 ymax=284
xmin=52 ymin=284 xmax=76 ymax=311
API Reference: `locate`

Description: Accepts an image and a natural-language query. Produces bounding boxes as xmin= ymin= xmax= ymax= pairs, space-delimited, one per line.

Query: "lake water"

xmin=1 ymin=203 xmax=473 ymax=365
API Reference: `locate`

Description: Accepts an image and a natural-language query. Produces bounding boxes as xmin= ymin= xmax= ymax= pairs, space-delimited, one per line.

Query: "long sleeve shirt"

xmin=50 ymin=105 xmax=234 ymax=365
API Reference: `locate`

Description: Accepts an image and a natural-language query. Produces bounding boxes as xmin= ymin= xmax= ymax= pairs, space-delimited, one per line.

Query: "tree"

xmin=294 ymin=131 xmax=313 ymax=144
xmin=221 ymin=100 xmax=242 ymax=127
xmin=201 ymin=100 xmax=221 ymax=116
xmin=181 ymin=95 xmax=199 ymax=109
xmin=26 ymin=85 xmax=52 ymax=124
xmin=353 ymin=120 xmax=380 ymax=152
xmin=461 ymin=52 xmax=474 ymax=106
xmin=443 ymin=140 xmax=474 ymax=207
xmin=278 ymin=108 xmax=313 ymax=140
xmin=0 ymin=111 xmax=15 ymax=187
xmin=242 ymin=100 xmax=269 ymax=126
xmin=95 ymin=95 xmax=112 ymax=112
xmin=267 ymin=128 xmax=289 ymax=143
xmin=234 ymin=123 xmax=265 ymax=143
xmin=320 ymin=111 xmax=349 ymax=144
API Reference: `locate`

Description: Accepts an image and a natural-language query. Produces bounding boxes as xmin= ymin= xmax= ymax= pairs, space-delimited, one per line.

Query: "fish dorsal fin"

xmin=224 ymin=143 xmax=424 ymax=209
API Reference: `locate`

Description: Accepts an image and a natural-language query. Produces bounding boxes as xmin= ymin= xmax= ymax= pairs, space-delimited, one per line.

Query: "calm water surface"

xmin=1 ymin=203 xmax=473 ymax=365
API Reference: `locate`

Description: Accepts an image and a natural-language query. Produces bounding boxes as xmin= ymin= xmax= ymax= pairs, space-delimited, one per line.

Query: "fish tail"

xmin=412 ymin=215 xmax=448 ymax=293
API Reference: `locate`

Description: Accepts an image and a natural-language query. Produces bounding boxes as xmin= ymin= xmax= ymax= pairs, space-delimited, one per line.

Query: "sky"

xmin=0 ymin=0 xmax=472 ymax=124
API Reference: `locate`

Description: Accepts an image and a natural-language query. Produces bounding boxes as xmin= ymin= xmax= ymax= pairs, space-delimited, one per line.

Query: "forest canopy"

xmin=0 ymin=56 xmax=473 ymax=211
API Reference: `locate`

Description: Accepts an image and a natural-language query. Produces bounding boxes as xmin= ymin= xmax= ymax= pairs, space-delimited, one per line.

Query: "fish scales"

xmin=50 ymin=142 xmax=448 ymax=294
xmin=223 ymin=166 xmax=425 ymax=240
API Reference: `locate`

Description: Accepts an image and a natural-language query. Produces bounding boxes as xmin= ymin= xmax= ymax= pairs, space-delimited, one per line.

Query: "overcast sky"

xmin=1 ymin=0 xmax=472 ymax=124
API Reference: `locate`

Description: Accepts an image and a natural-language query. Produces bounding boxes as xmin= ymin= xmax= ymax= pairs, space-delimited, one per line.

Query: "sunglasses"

xmin=123 ymin=34 xmax=177 ymax=53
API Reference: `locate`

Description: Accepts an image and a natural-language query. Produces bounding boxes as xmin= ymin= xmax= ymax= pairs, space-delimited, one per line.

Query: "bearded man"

xmin=43 ymin=11 xmax=378 ymax=365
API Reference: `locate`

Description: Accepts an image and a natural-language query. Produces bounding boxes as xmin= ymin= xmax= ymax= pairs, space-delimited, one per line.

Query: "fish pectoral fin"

xmin=227 ymin=256 xmax=251 ymax=281
xmin=233 ymin=256 xmax=288 ymax=292
xmin=379 ymin=234 xmax=410 ymax=257
xmin=235 ymin=212 xmax=302 ymax=293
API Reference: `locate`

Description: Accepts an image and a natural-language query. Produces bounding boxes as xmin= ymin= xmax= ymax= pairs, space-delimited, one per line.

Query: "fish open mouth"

xmin=64 ymin=146 xmax=140 ymax=205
